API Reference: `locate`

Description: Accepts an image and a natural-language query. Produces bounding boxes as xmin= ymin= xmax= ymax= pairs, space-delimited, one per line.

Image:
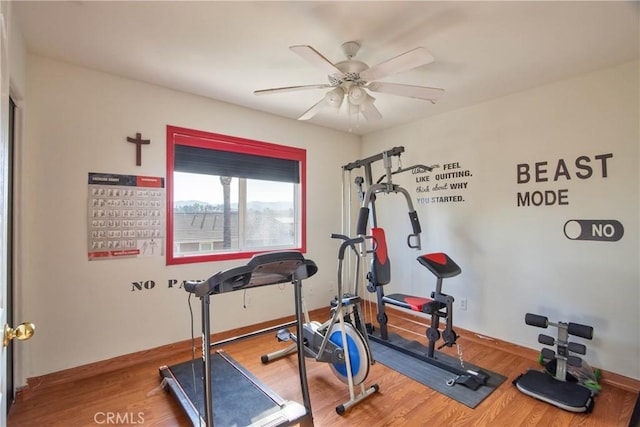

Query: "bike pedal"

xmin=276 ymin=329 xmax=292 ymax=342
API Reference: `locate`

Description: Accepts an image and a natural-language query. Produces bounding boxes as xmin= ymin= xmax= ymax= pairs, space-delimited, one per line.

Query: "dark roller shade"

xmin=175 ymin=144 xmax=300 ymax=183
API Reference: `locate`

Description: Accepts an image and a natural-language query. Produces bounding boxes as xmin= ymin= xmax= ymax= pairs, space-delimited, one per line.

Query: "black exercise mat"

xmin=369 ymin=333 xmax=506 ymax=408
xmin=166 ymin=352 xmax=283 ymax=426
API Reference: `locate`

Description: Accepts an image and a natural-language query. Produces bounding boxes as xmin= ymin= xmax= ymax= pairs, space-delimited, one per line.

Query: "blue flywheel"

xmin=328 ymin=322 xmax=370 ymax=385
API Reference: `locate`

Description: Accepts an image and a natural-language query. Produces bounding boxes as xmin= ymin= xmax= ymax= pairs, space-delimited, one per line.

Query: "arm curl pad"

xmin=525 ymin=313 xmax=549 ymax=328
xmin=408 ymin=210 xmax=421 ymax=234
xmin=568 ymin=322 xmax=594 ymax=339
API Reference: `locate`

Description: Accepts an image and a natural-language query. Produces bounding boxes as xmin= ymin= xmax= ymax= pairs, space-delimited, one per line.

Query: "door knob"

xmin=3 ymin=322 xmax=35 ymax=347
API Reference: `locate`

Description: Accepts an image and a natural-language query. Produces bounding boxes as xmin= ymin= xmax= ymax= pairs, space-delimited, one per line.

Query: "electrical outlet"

xmin=459 ymin=299 xmax=467 ymax=311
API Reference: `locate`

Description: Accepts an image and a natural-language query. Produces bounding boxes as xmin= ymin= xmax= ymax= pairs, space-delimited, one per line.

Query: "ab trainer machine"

xmin=513 ymin=313 xmax=597 ymax=413
xmin=343 ymin=147 xmax=489 ymax=390
xmin=160 ymin=251 xmax=317 ymax=427
xmin=261 ymin=235 xmax=379 ymax=414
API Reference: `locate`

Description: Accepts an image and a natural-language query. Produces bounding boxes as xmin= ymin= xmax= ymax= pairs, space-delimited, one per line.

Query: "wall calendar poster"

xmin=88 ymin=172 xmax=165 ymax=260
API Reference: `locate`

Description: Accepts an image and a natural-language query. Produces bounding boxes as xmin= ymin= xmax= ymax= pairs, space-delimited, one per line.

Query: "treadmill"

xmin=160 ymin=251 xmax=318 ymax=426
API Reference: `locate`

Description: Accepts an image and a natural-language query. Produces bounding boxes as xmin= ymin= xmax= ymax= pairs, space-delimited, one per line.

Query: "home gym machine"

xmin=261 ymin=234 xmax=379 ymax=414
xmin=513 ymin=313 xmax=597 ymax=413
xmin=343 ymin=146 xmax=488 ymax=390
xmin=160 ymin=251 xmax=317 ymax=427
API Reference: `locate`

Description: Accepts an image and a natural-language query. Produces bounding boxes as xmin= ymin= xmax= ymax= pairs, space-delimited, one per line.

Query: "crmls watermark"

xmin=94 ymin=412 xmax=145 ymax=424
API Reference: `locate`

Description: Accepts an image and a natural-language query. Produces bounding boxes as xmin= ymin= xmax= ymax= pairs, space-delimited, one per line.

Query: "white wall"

xmin=16 ymin=54 xmax=360 ymax=385
xmin=7 ymin=4 xmax=25 ymax=101
xmin=362 ymin=61 xmax=639 ymax=380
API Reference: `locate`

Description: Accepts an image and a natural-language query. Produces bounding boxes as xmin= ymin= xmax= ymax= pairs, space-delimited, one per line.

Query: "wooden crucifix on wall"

xmin=126 ymin=132 xmax=151 ymax=166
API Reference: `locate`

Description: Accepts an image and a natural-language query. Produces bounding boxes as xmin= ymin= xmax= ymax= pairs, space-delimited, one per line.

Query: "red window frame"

xmin=166 ymin=125 xmax=307 ymax=265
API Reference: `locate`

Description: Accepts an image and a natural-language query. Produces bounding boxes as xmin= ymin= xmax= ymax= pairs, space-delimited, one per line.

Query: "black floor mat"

xmin=369 ymin=333 xmax=507 ymax=408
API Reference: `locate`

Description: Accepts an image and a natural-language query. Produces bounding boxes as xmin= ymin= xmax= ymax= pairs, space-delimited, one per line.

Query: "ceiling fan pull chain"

xmin=348 ymin=101 xmax=354 ymax=132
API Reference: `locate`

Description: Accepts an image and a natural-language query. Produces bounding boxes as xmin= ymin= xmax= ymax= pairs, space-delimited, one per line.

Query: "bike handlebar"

xmin=331 ymin=233 xmax=364 ymax=260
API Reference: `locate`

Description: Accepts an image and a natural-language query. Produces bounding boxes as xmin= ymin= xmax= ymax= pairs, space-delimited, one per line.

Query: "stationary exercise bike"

xmin=261 ymin=234 xmax=379 ymax=414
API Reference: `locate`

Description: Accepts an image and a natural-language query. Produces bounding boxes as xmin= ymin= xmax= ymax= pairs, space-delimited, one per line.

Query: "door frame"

xmin=0 ymin=7 xmax=12 ymax=424
xmin=4 ymin=95 xmax=15 ymax=416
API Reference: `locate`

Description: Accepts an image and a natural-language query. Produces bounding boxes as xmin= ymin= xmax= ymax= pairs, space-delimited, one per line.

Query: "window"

xmin=166 ymin=126 xmax=306 ymax=265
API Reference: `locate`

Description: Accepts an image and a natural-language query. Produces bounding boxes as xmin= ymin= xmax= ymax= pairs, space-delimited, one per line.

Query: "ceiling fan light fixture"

xmin=325 ymin=87 xmax=344 ymax=108
xmin=348 ymin=86 xmax=367 ymax=105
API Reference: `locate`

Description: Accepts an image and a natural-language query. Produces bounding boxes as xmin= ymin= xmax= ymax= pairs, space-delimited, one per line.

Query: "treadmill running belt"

xmin=166 ymin=352 xmax=283 ymax=426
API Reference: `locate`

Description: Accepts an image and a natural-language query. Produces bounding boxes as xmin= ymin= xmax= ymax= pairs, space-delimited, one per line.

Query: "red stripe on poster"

xmin=136 ymin=176 xmax=164 ymax=188
xmin=112 ymin=249 xmax=141 ymax=257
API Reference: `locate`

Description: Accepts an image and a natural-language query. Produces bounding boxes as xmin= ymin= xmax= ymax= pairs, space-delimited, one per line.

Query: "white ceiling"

xmin=14 ymin=1 xmax=640 ymax=135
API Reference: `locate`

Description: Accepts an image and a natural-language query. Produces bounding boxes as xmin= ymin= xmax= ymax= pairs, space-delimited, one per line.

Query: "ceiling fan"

xmin=254 ymin=41 xmax=444 ymax=124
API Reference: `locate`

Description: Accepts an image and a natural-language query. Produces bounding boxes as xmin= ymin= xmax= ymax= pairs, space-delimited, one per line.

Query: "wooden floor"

xmin=8 ymin=309 xmax=639 ymax=427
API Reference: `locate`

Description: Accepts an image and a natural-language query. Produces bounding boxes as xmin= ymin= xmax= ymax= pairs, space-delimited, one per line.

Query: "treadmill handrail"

xmin=188 ymin=251 xmax=318 ymax=297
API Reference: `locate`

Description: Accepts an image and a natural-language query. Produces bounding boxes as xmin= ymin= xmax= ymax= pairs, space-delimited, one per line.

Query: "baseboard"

xmin=17 ymin=304 xmax=639 ymax=401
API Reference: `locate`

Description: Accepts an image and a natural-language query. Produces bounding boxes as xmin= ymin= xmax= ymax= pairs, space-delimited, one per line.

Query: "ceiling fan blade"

xmin=367 ymin=82 xmax=445 ymax=102
xmin=360 ymin=100 xmax=382 ymax=121
xmin=298 ymin=97 xmax=328 ymax=121
xmin=254 ymin=84 xmax=331 ymax=96
xmin=360 ymin=47 xmax=435 ymax=81
xmin=290 ymin=45 xmax=343 ymax=76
